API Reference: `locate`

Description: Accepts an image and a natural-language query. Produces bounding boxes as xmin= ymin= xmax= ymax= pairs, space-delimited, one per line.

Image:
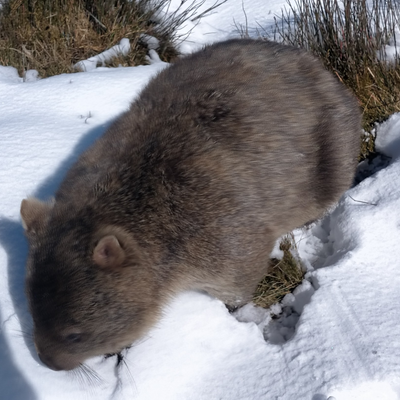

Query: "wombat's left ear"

xmin=20 ymin=198 xmax=54 ymax=234
xmin=93 ymin=236 xmax=126 ymax=269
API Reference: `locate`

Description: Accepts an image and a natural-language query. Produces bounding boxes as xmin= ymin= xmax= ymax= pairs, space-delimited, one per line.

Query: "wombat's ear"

xmin=20 ymin=198 xmax=54 ymax=234
xmin=93 ymin=236 xmax=125 ymax=269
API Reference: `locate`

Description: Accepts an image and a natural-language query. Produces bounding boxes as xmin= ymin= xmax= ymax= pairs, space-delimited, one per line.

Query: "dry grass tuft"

xmin=253 ymin=234 xmax=304 ymax=309
xmin=0 ymin=0 xmax=152 ymax=76
xmin=0 ymin=0 xmax=225 ymax=77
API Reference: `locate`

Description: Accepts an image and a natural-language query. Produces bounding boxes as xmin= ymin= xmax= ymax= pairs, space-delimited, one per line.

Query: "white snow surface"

xmin=1 ymin=1 xmax=400 ymax=399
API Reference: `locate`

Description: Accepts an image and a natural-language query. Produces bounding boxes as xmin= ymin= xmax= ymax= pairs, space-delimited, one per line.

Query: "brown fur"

xmin=20 ymin=38 xmax=361 ymax=371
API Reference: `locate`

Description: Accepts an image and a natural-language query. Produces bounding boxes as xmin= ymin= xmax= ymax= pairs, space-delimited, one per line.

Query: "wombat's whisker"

xmin=107 ymin=350 xmax=138 ymax=399
xmin=10 ymin=327 xmax=30 ymax=337
xmin=68 ymin=366 xmax=102 ymax=400
xmin=69 ymin=367 xmax=86 ymax=387
xmin=119 ymin=357 xmax=137 ymax=394
xmin=72 ymin=364 xmax=103 ymax=387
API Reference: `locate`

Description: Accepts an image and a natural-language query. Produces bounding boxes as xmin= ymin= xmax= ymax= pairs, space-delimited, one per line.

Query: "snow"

xmin=1 ymin=0 xmax=400 ymax=399
xmin=140 ymin=34 xmax=160 ymax=51
xmin=378 ymin=28 xmax=400 ymax=64
xmin=74 ymin=38 xmax=131 ymax=72
xmin=167 ymin=0 xmax=286 ymax=53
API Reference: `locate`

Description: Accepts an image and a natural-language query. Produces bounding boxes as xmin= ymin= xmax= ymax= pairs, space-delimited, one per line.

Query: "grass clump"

xmin=0 ymin=0 xmax=223 ymax=77
xmin=267 ymin=0 xmax=400 ymax=159
xmin=253 ymin=234 xmax=304 ymax=309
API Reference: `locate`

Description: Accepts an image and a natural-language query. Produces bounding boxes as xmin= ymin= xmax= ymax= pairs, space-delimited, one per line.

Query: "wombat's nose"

xmin=38 ymin=352 xmax=63 ymax=371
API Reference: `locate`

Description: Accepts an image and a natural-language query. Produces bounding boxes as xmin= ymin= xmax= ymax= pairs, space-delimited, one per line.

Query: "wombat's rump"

xmin=21 ymin=39 xmax=361 ymax=371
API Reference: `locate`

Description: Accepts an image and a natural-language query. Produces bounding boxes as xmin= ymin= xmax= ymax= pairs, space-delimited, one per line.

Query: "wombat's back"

xmin=22 ymin=39 xmax=360 ymax=371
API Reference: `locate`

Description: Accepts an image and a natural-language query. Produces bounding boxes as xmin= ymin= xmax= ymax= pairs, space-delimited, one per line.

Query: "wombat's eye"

xmin=65 ymin=333 xmax=82 ymax=343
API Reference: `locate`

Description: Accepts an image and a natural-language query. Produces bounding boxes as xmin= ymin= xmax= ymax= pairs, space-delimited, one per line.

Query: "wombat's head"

xmin=20 ymin=198 xmax=159 ymax=371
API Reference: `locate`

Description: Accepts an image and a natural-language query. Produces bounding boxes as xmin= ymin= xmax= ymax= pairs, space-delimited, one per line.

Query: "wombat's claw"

xmin=104 ymin=345 xmax=131 ymax=367
xmin=104 ymin=352 xmax=124 ymax=366
xmin=225 ymin=304 xmax=239 ymax=313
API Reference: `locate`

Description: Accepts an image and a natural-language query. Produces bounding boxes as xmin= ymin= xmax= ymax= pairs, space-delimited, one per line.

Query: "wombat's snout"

xmin=37 ymin=352 xmax=64 ymax=371
xmin=36 ymin=342 xmax=80 ymax=371
xmin=38 ymin=351 xmax=81 ymax=371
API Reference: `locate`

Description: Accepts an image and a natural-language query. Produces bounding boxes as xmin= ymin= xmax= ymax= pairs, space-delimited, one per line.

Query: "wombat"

xmin=20 ymin=38 xmax=361 ymax=371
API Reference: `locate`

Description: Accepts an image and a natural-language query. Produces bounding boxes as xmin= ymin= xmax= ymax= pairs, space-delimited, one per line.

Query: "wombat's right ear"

xmin=20 ymin=198 xmax=54 ymax=234
xmin=93 ymin=236 xmax=125 ymax=269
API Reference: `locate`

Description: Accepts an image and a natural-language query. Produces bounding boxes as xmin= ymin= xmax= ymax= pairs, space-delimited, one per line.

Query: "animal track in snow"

xmin=263 ymin=279 xmax=316 ymax=344
xmin=236 ymin=193 xmax=359 ymax=345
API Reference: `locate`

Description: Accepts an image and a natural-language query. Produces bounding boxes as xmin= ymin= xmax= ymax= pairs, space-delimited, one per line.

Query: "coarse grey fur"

xmin=20 ymin=38 xmax=361 ymax=371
